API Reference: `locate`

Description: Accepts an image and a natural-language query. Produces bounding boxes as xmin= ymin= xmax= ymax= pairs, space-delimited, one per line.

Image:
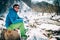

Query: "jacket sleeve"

xmin=13 ymin=19 xmax=23 ymax=23
xmin=9 ymin=11 xmax=23 ymax=24
xmin=17 ymin=15 xmax=23 ymax=19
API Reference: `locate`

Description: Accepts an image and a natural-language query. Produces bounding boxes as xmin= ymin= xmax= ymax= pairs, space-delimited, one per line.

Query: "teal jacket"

xmin=5 ymin=8 xmax=23 ymax=28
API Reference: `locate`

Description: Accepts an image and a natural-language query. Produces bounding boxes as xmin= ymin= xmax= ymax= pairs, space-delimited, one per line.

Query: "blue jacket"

xmin=5 ymin=8 xmax=23 ymax=28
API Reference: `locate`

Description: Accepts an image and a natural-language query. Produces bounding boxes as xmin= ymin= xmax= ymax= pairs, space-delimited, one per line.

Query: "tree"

xmin=53 ymin=0 xmax=60 ymax=15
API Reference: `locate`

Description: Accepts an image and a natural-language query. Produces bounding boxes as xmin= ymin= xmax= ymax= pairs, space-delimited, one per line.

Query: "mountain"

xmin=31 ymin=1 xmax=58 ymax=13
xmin=22 ymin=0 xmax=31 ymax=7
xmin=36 ymin=1 xmax=53 ymax=7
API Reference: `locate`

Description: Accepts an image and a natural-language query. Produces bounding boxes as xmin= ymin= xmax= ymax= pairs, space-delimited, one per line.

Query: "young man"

xmin=5 ymin=4 xmax=27 ymax=39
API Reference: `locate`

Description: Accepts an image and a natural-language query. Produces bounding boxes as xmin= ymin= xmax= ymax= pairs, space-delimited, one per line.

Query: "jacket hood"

xmin=9 ymin=7 xmax=17 ymax=13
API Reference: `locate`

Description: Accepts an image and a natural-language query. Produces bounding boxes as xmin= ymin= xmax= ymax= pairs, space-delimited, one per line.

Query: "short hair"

xmin=13 ymin=4 xmax=19 ymax=8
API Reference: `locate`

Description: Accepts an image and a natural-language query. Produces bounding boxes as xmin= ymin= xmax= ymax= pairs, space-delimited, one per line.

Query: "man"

xmin=5 ymin=4 xmax=27 ymax=39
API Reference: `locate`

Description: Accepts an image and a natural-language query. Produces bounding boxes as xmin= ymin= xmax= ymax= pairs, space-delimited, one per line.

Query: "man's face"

xmin=14 ymin=6 xmax=19 ymax=12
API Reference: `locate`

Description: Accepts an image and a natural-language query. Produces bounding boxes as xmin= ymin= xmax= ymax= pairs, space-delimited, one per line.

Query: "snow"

xmin=32 ymin=0 xmax=53 ymax=4
xmin=26 ymin=28 xmax=48 ymax=40
xmin=49 ymin=38 xmax=57 ymax=40
xmin=17 ymin=2 xmax=60 ymax=40
xmin=52 ymin=15 xmax=60 ymax=21
xmin=0 ymin=1 xmax=60 ymax=40
xmin=39 ymin=23 xmax=60 ymax=31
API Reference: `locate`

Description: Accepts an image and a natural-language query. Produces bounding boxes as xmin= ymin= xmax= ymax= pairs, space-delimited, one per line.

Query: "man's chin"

xmin=16 ymin=11 xmax=18 ymax=12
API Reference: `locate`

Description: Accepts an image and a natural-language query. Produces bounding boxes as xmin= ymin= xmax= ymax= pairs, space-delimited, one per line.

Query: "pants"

xmin=7 ymin=22 xmax=27 ymax=38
